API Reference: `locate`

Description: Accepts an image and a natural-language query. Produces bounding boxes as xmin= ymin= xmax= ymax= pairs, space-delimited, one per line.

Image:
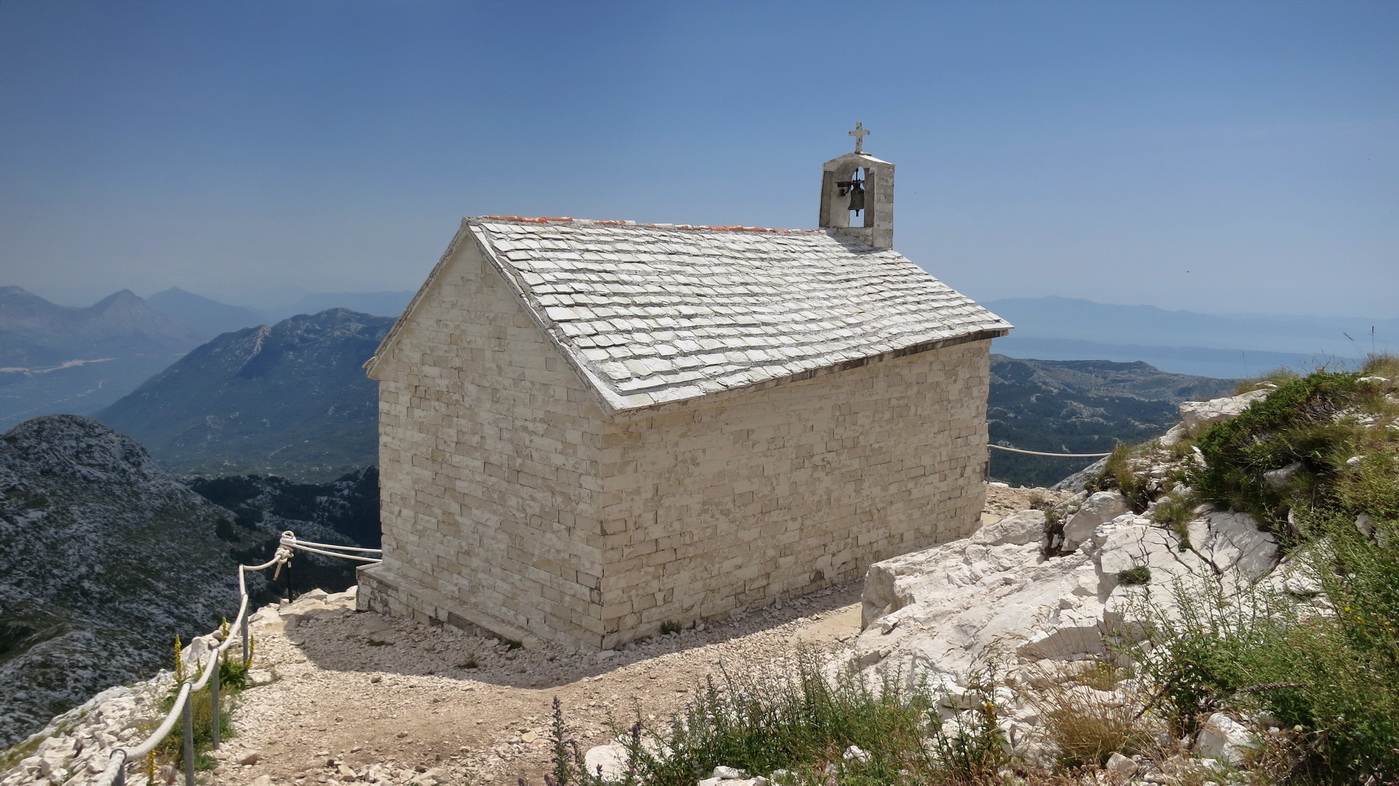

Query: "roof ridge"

xmin=474 ymin=215 xmax=822 ymax=235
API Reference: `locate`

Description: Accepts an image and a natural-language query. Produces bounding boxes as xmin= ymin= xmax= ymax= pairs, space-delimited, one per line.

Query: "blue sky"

xmin=1 ymin=0 xmax=1395 ymax=317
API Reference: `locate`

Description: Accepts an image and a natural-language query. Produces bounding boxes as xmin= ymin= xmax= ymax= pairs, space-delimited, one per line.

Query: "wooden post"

xmin=182 ymin=694 xmax=195 ymax=786
xmin=210 ymin=650 xmax=222 ymax=749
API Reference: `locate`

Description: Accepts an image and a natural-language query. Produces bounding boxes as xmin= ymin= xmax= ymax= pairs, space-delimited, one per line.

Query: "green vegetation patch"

xmin=542 ymin=652 xmax=1009 ymax=786
xmin=1124 ymin=357 xmax=1399 ymax=781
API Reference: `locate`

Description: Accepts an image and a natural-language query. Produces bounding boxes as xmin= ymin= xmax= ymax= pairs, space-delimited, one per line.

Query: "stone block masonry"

xmin=362 ymin=239 xmax=609 ymax=647
xmin=360 ymin=214 xmax=1006 ymax=651
xmin=592 ymin=340 xmax=990 ymax=648
xmin=361 ymin=235 xmax=989 ymax=649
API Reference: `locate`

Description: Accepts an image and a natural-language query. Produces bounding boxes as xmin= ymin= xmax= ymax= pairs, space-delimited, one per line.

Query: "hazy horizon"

xmin=11 ymin=283 xmax=1398 ymax=328
xmin=3 ymin=1 xmax=1396 ymax=319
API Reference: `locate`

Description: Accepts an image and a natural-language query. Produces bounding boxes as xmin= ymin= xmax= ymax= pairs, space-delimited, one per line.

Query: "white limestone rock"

xmin=972 ymin=509 xmax=1047 ymax=547
xmin=1106 ymin=751 xmax=1138 ymax=776
xmin=1195 ymin=712 xmax=1256 ymax=767
xmin=1179 ymin=389 xmax=1270 ymax=435
xmin=584 ymin=741 xmax=629 ymax=782
xmin=1061 ymin=491 xmax=1130 ymax=553
xmin=857 ymin=495 xmax=1282 ymax=693
xmin=1186 ymin=512 xmax=1279 ymax=583
xmin=857 ymin=531 xmax=1103 ymax=681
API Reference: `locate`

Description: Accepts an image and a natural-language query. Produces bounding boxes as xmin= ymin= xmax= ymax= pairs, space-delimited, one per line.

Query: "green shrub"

xmin=1117 ymin=566 xmax=1151 ymax=586
xmin=1124 ymin=509 xmax=1399 ymax=777
xmin=1149 ymin=491 xmax=1199 ymax=531
xmin=219 ymin=655 xmax=251 ymax=691
xmin=1090 ymin=444 xmax=1154 ymax=513
xmin=543 ymin=651 xmax=1009 ymax=786
xmin=1189 ymin=371 xmax=1362 ymax=539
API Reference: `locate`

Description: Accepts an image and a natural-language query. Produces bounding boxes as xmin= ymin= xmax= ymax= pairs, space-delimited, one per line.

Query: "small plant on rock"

xmin=1117 ymin=565 xmax=1151 ymax=586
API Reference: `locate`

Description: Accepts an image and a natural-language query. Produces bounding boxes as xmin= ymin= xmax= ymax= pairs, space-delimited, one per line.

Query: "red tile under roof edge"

xmin=478 ymin=216 xmax=819 ymax=234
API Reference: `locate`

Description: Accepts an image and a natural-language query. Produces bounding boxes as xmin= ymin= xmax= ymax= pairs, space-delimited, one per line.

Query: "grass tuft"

xmin=539 ymin=651 xmax=1010 ymax=785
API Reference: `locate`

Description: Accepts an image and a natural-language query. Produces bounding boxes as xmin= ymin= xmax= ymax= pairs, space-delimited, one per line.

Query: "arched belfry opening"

xmin=819 ymin=122 xmax=895 ymax=250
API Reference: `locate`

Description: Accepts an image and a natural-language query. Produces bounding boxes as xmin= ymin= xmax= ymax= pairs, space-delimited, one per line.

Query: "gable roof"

xmin=370 ymin=216 xmax=1010 ymax=415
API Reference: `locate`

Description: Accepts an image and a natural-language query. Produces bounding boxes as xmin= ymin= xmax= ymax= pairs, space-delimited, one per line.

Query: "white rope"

xmin=283 ymin=542 xmax=383 ymax=563
xmin=96 ymin=529 xmax=371 ymax=785
xmin=988 ymin=444 xmax=1114 ymax=458
xmin=281 ymin=539 xmax=382 ymax=553
xmin=278 ymin=531 xmax=382 ymax=563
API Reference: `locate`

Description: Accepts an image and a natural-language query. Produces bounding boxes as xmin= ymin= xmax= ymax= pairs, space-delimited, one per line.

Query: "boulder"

xmin=1061 ymin=491 xmax=1130 ymax=552
xmin=1179 ymin=389 xmax=1270 ymax=435
xmin=583 ymin=742 xmax=629 ymax=782
xmin=1263 ymin=461 xmax=1303 ymax=488
xmin=972 ymin=509 xmax=1046 ymax=547
xmin=1195 ymin=712 xmax=1255 ymax=767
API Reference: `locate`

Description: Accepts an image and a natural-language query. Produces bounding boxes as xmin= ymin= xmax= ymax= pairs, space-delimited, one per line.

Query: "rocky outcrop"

xmin=0 ymin=415 xmax=263 ymax=748
xmin=848 ymin=389 xmax=1297 ymax=772
xmin=0 ymin=590 xmax=355 ymax=786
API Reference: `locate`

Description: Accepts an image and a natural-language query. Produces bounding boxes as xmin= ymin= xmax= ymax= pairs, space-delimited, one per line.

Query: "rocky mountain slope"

xmin=187 ymin=468 xmax=381 ymax=593
xmin=266 ymin=290 xmax=412 ymax=321
xmin=0 ymin=415 xmax=265 ymax=748
xmin=987 ymin=355 xmax=1235 ymax=486
xmin=97 ymin=309 xmax=391 ymax=481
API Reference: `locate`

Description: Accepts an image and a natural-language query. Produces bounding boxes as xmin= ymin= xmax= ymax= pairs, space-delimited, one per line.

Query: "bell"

xmin=847 ymin=183 xmax=866 ymax=214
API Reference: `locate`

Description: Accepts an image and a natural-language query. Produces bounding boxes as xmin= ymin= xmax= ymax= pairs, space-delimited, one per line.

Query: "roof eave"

xmin=600 ymin=326 xmax=1011 ymax=419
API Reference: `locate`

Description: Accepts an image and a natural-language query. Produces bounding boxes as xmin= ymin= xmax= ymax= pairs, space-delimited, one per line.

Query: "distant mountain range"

xmin=0 ymin=286 xmax=413 ymax=429
xmin=0 ymin=286 xmax=200 ymax=367
xmin=96 ymin=309 xmax=391 ymax=481
xmin=147 ymin=287 xmax=265 ymax=338
xmin=985 ymin=355 xmax=1237 ymax=487
xmin=987 ymin=297 xmax=1396 ymax=378
xmin=0 ymin=287 xmax=207 ymax=428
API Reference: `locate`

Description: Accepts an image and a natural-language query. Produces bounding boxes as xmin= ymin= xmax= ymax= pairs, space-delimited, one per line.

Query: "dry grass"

xmin=1018 ymin=663 xmax=1160 ymax=772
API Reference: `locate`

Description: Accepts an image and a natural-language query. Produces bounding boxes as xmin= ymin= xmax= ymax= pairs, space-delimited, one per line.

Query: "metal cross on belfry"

xmin=849 ymin=122 xmax=870 ymax=154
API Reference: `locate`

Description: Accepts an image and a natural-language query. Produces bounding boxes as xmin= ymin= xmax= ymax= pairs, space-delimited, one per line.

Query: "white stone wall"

xmin=365 ymin=239 xmax=609 ymax=647
xmin=594 ymin=340 xmax=990 ymax=647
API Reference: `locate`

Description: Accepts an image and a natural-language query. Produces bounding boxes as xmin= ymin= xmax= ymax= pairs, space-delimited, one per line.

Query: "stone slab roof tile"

xmin=469 ymin=217 xmax=1010 ymax=413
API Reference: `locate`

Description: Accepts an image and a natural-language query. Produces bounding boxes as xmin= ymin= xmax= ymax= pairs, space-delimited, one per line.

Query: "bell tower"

xmin=819 ymin=122 xmax=895 ymax=250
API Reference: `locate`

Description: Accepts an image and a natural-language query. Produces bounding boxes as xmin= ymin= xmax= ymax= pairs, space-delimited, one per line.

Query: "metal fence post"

xmin=242 ymin=611 xmax=251 ymax=666
xmin=182 ymin=695 xmax=195 ymax=786
xmin=210 ymin=650 xmax=222 ymax=750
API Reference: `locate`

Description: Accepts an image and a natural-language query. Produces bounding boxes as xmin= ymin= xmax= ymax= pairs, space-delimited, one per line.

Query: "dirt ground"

xmin=212 ymin=483 xmax=1062 ymax=785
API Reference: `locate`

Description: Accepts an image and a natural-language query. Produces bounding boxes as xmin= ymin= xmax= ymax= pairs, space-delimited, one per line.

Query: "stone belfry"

xmin=818 ymin=122 xmax=895 ymax=250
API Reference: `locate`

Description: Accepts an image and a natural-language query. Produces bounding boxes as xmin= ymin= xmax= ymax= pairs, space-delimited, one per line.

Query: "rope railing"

xmin=94 ymin=531 xmax=381 ymax=786
xmin=988 ymin=444 xmax=1114 ymax=458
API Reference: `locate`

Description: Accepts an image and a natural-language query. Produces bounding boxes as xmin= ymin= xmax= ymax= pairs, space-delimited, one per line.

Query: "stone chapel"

xmin=358 ymin=128 xmax=1011 ymax=650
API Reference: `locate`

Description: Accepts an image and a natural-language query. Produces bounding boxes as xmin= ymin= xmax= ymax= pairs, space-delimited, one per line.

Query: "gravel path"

xmin=212 ymin=484 xmax=1055 ymax=786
